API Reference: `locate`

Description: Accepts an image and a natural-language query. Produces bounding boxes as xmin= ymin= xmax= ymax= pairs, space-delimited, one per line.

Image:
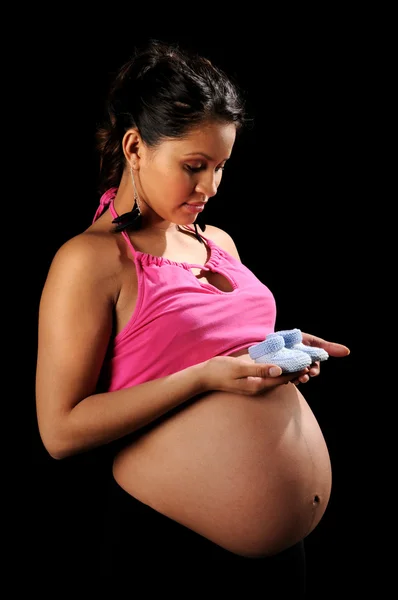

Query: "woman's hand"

xmin=293 ymin=332 xmax=350 ymax=385
xmin=201 ymin=355 xmax=309 ymax=396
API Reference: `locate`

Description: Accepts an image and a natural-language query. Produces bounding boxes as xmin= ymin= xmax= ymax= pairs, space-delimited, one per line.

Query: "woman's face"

xmin=136 ymin=121 xmax=237 ymax=226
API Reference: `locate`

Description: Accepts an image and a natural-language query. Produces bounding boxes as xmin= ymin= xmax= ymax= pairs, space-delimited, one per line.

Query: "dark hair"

xmin=96 ymin=40 xmax=246 ymax=191
xmin=95 ymin=39 xmax=247 ymax=237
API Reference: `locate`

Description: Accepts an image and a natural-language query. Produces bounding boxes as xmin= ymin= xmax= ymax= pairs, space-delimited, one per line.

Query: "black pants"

xmin=99 ymin=480 xmax=307 ymax=596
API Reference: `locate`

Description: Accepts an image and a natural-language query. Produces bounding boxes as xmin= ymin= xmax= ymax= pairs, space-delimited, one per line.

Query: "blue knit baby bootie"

xmin=268 ymin=329 xmax=329 ymax=363
xmin=248 ymin=335 xmax=312 ymax=373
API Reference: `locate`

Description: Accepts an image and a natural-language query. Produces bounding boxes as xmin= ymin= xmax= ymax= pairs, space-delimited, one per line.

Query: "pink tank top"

xmin=94 ymin=188 xmax=277 ymax=391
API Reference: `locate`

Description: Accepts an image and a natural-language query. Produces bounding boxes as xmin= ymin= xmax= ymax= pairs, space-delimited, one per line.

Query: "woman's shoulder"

xmin=47 ymin=228 xmax=128 ymax=286
xmin=200 ymin=224 xmax=241 ymax=261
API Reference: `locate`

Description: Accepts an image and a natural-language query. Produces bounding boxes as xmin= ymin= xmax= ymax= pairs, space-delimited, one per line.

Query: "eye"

xmin=185 ymin=164 xmax=226 ymax=174
xmin=185 ymin=165 xmax=204 ymax=173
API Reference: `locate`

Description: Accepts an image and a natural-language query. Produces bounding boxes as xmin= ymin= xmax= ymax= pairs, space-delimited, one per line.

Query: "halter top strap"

xmin=92 ymin=187 xmax=118 ymax=223
xmin=92 ymin=187 xmax=215 ymax=267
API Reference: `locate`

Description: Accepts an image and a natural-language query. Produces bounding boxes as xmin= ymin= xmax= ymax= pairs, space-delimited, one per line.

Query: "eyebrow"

xmin=183 ymin=152 xmax=229 ymax=162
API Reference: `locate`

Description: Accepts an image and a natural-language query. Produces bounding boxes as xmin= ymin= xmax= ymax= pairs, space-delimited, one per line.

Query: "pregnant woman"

xmin=35 ymin=39 xmax=350 ymax=595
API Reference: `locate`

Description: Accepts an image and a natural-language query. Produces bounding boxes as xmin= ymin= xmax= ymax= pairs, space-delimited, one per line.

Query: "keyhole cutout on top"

xmin=190 ymin=267 xmax=234 ymax=292
xmin=177 ymin=226 xmax=235 ymax=292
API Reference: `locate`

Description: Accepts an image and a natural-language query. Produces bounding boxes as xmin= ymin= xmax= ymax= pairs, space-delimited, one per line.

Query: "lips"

xmin=183 ymin=203 xmax=206 ymax=213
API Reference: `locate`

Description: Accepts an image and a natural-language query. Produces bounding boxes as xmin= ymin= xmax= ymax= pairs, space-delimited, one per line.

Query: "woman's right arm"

xmin=36 ymin=234 xmax=300 ymax=460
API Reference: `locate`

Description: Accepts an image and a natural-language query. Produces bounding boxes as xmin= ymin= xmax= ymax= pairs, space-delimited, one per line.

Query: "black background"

xmin=27 ymin=13 xmax=375 ymax=596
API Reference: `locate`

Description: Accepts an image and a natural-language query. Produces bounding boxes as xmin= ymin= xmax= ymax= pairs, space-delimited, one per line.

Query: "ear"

xmin=122 ymin=128 xmax=144 ymax=169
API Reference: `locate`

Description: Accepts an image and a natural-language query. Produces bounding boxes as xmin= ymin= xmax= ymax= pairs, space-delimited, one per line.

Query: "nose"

xmin=195 ymin=171 xmax=218 ymax=198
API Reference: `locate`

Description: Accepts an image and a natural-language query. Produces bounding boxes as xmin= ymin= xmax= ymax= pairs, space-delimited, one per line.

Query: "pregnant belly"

xmin=112 ymin=382 xmax=332 ymax=557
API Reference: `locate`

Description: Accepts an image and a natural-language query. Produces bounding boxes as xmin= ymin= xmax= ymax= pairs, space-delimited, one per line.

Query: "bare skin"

xmin=107 ymin=217 xmax=332 ymax=557
xmin=36 ymin=121 xmax=350 ymax=557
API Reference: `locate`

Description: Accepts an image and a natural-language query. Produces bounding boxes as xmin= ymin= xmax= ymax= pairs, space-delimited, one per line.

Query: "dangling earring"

xmin=112 ymin=166 xmax=143 ymax=232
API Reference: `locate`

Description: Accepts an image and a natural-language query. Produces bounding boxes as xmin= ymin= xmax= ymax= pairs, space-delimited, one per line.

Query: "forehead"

xmin=160 ymin=122 xmax=237 ymax=158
